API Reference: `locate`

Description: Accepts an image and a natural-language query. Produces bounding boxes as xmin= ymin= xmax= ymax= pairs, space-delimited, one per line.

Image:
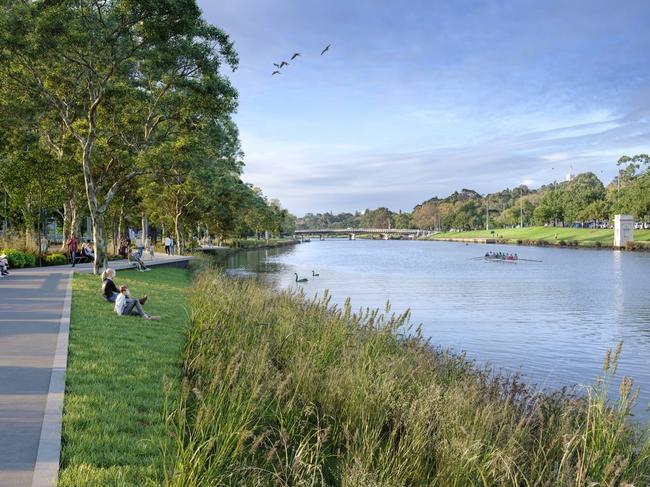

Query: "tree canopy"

xmin=0 ymin=1 xmax=292 ymax=272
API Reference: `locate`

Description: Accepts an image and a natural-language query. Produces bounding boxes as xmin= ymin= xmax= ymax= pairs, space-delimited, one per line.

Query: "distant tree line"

xmin=298 ymin=155 xmax=650 ymax=232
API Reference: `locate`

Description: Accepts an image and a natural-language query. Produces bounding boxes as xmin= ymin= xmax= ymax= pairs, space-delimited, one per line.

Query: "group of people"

xmin=485 ymin=251 xmax=519 ymax=261
xmin=65 ymin=235 xmax=95 ymax=266
xmin=101 ymin=268 xmax=160 ymax=320
xmin=0 ymin=253 xmax=9 ymax=277
xmin=69 ymin=233 xmax=156 ymax=270
xmin=164 ymin=235 xmax=176 ymax=255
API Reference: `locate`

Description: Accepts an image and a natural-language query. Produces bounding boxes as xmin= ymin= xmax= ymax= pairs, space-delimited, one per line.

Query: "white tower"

xmin=614 ymin=214 xmax=634 ymax=248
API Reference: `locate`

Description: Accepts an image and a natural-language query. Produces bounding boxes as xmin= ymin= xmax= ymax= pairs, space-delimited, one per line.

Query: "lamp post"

xmin=520 ymin=187 xmax=524 ymax=228
xmin=2 ymin=190 xmax=7 ymax=238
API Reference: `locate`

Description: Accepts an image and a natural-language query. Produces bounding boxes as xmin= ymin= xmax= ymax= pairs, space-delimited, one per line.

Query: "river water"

xmin=220 ymin=239 xmax=650 ymax=418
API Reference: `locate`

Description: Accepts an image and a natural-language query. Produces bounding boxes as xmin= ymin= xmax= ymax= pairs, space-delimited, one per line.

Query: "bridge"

xmin=294 ymin=228 xmax=435 ymax=240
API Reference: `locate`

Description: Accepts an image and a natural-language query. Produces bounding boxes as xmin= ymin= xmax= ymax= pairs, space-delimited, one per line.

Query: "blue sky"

xmin=197 ymin=0 xmax=650 ymax=215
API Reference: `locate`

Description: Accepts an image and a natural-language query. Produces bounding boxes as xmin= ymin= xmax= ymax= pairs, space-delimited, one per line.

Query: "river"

xmin=220 ymin=239 xmax=650 ymax=418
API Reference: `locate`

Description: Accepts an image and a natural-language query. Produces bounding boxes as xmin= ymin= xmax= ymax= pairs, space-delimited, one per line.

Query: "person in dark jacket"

xmin=66 ymin=234 xmax=78 ymax=267
xmin=101 ymin=268 xmax=148 ymax=305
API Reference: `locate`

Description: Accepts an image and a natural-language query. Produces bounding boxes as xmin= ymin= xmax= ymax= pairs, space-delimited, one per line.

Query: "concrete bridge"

xmin=294 ymin=228 xmax=434 ymax=241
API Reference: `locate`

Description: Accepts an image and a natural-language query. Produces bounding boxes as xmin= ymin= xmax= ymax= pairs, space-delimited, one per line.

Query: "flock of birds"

xmin=272 ymin=44 xmax=331 ymax=76
xmin=294 ymin=270 xmax=319 ymax=283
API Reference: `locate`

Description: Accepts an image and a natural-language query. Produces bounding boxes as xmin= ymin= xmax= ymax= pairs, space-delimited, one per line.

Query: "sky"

xmin=197 ymin=0 xmax=650 ymax=215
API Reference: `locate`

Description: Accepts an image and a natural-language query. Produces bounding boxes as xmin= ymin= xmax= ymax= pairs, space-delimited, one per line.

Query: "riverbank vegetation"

xmin=161 ymin=271 xmax=650 ymax=486
xmin=228 ymin=237 xmax=301 ymax=249
xmin=429 ymin=226 xmax=650 ymax=247
xmin=60 ymin=268 xmax=189 ymax=486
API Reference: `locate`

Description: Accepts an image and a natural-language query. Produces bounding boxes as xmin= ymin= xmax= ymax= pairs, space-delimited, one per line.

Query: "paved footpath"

xmin=0 ymin=253 xmax=191 ymax=486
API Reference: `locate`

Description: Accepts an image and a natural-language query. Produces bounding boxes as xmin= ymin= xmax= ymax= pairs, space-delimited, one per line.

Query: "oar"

xmin=517 ymin=258 xmax=543 ymax=262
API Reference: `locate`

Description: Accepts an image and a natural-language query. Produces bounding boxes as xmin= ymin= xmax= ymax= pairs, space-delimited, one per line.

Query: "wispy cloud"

xmin=198 ymin=0 xmax=650 ymax=214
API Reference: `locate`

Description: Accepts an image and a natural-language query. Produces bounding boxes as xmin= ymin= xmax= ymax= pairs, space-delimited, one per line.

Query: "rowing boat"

xmin=484 ymin=257 xmax=517 ymax=263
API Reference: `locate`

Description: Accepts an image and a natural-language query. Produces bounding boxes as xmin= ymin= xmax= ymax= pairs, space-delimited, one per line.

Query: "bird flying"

xmin=291 ymin=52 xmax=300 ymax=60
xmin=272 ymin=70 xmax=280 ymax=75
xmin=273 ymin=62 xmax=280 ymax=68
xmin=320 ymin=44 xmax=331 ymax=55
xmin=279 ymin=61 xmax=289 ymax=68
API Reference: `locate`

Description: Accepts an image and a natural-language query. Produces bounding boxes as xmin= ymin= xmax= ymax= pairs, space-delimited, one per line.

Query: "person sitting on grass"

xmin=101 ymin=268 xmax=148 ymax=305
xmin=0 ymin=253 xmax=9 ymax=277
xmin=114 ymin=285 xmax=159 ymax=320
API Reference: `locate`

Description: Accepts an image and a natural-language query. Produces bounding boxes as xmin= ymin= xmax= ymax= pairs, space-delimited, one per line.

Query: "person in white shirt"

xmin=164 ymin=236 xmax=171 ymax=255
xmin=114 ymin=285 xmax=159 ymax=320
xmin=82 ymin=240 xmax=95 ymax=259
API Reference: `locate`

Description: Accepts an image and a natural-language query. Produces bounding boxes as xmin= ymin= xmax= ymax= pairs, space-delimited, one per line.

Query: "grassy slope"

xmin=59 ymin=268 xmax=190 ymax=487
xmin=163 ymin=273 xmax=650 ymax=486
xmin=429 ymin=226 xmax=650 ymax=244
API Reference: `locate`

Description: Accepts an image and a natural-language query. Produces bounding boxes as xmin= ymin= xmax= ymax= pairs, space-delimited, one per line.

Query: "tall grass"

xmin=161 ymin=271 xmax=650 ymax=486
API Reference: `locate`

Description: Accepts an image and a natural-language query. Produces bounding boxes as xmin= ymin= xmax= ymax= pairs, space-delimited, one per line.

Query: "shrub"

xmin=558 ymin=240 xmax=567 ymax=246
xmin=2 ymin=249 xmax=24 ymax=268
xmin=1 ymin=249 xmax=38 ymax=268
xmin=22 ymin=252 xmax=36 ymax=267
xmin=44 ymin=253 xmax=68 ymax=266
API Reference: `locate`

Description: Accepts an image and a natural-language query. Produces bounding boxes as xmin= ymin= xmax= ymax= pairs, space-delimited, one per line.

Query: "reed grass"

xmin=159 ymin=271 xmax=650 ymax=486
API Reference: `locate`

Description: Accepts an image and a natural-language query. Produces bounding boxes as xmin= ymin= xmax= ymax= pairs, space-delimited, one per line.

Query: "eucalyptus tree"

xmin=139 ymin=114 xmax=243 ymax=251
xmin=0 ymin=0 xmax=238 ymax=273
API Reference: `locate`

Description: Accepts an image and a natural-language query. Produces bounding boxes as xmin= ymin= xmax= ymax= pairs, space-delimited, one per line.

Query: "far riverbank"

xmin=424 ymin=226 xmax=650 ymax=250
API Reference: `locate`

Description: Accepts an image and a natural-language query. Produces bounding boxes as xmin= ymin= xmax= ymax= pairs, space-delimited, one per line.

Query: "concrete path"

xmin=0 ymin=268 xmax=71 ymax=487
xmin=0 ymin=252 xmax=192 ymax=486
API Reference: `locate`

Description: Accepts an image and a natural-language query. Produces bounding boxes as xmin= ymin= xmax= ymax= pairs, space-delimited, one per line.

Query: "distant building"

xmin=565 ymin=173 xmax=575 ymax=182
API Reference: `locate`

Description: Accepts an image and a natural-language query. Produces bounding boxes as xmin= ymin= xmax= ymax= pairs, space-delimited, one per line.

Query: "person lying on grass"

xmin=101 ymin=268 xmax=148 ymax=305
xmin=114 ymin=285 xmax=160 ymax=321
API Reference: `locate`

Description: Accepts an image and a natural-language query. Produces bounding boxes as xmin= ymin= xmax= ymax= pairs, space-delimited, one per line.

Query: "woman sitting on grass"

xmin=114 ymin=285 xmax=159 ymax=321
xmin=101 ymin=268 xmax=147 ymax=305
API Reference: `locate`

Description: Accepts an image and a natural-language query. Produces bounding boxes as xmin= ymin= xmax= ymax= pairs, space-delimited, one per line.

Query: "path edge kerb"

xmin=31 ymin=271 xmax=73 ymax=487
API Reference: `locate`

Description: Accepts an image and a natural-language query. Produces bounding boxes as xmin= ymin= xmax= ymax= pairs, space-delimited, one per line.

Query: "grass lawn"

xmin=59 ymin=267 xmax=190 ymax=486
xmin=429 ymin=226 xmax=650 ymax=245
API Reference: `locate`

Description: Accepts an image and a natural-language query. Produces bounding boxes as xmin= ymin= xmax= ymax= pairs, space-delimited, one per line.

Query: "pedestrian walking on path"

xmin=66 ymin=235 xmax=78 ymax=266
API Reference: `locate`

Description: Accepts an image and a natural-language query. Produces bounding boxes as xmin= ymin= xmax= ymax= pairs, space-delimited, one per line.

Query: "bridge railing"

xmin=295 ymin=228 xmax=423 ymax=234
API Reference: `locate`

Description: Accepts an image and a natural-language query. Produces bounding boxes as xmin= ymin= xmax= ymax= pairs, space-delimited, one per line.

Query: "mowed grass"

xmin=162 ymin=272 xmax=650 ymax=486
xmin=430 ymin=226 xmax=650 ymax=244
xmin=59 ymin=268 xmax=190 ymax=486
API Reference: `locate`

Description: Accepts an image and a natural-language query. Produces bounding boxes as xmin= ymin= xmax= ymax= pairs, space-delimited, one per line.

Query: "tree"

xmin=0 ymin=0 xmax=238 ymax=273
xmin=391 ymin=211 xmax=412 ymax=229
xmin=360 ymin=208 xmax=393 ymax=228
